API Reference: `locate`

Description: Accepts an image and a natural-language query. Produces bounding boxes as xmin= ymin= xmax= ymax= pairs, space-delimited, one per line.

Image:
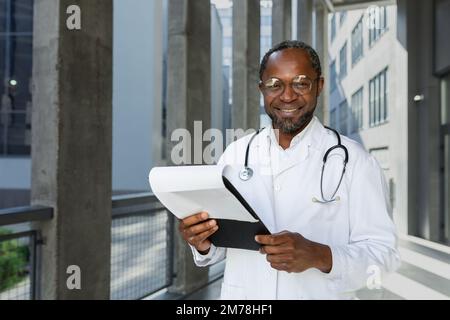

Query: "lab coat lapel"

xmin=271 ymin=118 xmax=323 ymax=177
xmin=251 ymin=129 xmax=276 ymax=232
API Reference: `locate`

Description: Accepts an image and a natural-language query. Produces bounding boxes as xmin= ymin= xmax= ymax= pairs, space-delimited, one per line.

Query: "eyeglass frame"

xmin=259 ymin=74 xmax=322 ymax=97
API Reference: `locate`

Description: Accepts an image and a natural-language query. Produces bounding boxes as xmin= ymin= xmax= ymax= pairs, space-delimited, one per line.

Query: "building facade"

xmin=328 ymin=5 xmax=407 ymax=235
xmin=328 ymin=1 xmax=450 ymax=245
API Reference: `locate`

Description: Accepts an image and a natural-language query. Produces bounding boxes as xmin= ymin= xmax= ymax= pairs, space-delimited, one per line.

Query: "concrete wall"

xmin=31 ymin=0 xmax=113 ymax=299
xmin=112 ymin=0 xmax=164 ymax=192
xmin=398 ymin=0 xmax=443 ymax=242
xmin=211 ymin=4 xmax=224 ymax=132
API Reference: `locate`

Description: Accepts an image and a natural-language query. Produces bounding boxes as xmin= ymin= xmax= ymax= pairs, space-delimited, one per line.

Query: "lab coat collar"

xmin=255 ymin=116 xmax=325 ymax=176
xmin=256 ymin=116 xmax=324 ymax=151
xmin=265 ymin=116 xmax=315 ymax=149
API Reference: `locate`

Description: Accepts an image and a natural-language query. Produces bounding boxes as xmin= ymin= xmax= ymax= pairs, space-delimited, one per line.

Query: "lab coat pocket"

xmin=305 ymin=200 xmax=342 ymax=244
xmin=220 ymin=282 xmax=246 ymax=300
xmin=307 ymin=199 xmax=341 ymax=223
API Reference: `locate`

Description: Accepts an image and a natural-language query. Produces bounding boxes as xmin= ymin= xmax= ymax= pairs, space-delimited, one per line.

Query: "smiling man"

xmin=178 ymin=40 xmax=401 ymax=299
xmin=259 ymin=43 xmax=324 ymax=149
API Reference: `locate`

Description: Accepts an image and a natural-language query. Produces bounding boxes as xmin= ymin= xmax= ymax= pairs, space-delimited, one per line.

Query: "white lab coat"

xmin=190 ymin=117 xmax=401 ymax=299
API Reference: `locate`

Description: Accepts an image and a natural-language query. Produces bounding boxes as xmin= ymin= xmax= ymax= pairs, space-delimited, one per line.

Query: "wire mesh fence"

xmin=0 ymin=196 xmax=175 ymax=300
xmin=110 ymin=195 xmax=174 ymax=300
xmin=0 ymin=230 xmax=33 ymax=300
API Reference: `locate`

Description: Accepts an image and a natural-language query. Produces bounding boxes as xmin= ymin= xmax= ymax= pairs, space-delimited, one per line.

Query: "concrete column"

xmin=313 ymin=0 xmax=328 ymax=123
xmin=232 ymin=0 xmax=260 ymax=130
xmin=398 ymin=0 xmax=442 ymax=241
xmin=297 ymin=0 xmax=313 ymax=44
xmin=166 ymin=0 xmax=211 ymax=295
xmin=272 ymin=0 xmax=292 ymax=45
xmin=31 ymin=0 xmax=112 ymax=299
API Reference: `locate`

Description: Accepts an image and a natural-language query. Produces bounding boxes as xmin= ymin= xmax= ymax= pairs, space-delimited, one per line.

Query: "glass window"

xmin=440 ymin=74 xmax=450 ymax=243
xmin=339 ymin=42 xmax=347 ymax=80
xmin=330 ymin=14 xmax=336 ymax=43
xmin=351 ymin=87 xmax=363 ymax=133
xmin=374 ymin=73 xmax=379 ymax=124
xmin=330 ymin=108 xmax=338 ymax=130
xmin=339 ymin=100 xmax=348 ymax=135
xmin=369 ymin=68 xmax=388 ymax=127
xmin=0 ymin=0 xmax=34 ymax=156
xmin=368 ymin=6 xmax=387 ymax=47
xmin=330 ymin=60 xmax=337 ymax=93
xmin=369 ymin=79 xmax=374 ymax=125
xmin=351 ymin=17 xmax=363 ymax=65
xmin=0 ymin=0 xmax=34 ymax=34
xmin=339 ymin=11 xmax=347 ymax=27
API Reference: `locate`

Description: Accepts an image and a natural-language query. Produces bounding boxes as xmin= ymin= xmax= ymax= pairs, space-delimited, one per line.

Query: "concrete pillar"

xmin=313 ymin=0 xmax=328 ymax=123
xmin=166 ymin=0 xmax=211 ymax=295
xmin=398 ymin=0 xmax=442 ymax=241
xmin=232 ymin=0 xmax=260 ymax=130
xmin=272 ymin=0 xmax=292 ymax=45
xmin=297 ymin=0 xmax=313 ymax=44
xmin=31 ymin=0 xmax=113 ymax=299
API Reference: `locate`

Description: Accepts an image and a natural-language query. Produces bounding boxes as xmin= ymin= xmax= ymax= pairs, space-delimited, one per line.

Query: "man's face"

xmin=259 ymin=48 xmax=324 ymax=135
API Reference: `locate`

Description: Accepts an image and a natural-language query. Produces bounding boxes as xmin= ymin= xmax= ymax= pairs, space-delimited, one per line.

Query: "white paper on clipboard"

xmin=148 ymin=165 xmax=259 ymax=223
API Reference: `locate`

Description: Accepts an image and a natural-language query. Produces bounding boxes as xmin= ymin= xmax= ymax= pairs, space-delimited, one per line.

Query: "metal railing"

xmin=111 ymin=192 xmax=175 ymax=300
xmin=0 ymin=205 xmax=53 ymax=300
xmin=0 ymin=194 xmax=175 ymax=300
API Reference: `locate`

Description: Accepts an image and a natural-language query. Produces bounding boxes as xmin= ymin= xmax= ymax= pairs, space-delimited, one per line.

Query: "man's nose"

xmin=279 ymin=84 xmax=298 ymax=102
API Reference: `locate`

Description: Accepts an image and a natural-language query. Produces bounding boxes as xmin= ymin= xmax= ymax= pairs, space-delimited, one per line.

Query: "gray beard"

xmin=267 ymin=109 xmax=315 ymax=135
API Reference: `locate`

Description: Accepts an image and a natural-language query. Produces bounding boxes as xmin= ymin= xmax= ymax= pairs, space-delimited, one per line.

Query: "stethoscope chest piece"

xmin=239 ymin=167 xmax=253 ymax=181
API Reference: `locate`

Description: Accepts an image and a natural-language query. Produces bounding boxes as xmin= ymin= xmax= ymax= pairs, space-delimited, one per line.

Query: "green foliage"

xmin=0 ymin=228 xmax=29 ymax=292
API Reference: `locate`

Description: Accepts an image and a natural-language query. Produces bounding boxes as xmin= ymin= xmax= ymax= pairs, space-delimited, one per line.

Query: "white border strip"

xmin=399 ymin=234 xmax=450 ymax=255
xmin=399 ymin=247 xmax=450 ymax=280
xmin=382 ymin=273 xmax=449 ymax=300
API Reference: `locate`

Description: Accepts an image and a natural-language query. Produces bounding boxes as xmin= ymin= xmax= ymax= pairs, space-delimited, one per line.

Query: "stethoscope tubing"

xmin=240 ymin=125 xmax=349 ymax=203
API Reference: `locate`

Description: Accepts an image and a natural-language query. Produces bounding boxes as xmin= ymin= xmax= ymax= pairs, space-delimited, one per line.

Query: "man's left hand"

xmin=255 ymin=231 xmax=332 ymax=274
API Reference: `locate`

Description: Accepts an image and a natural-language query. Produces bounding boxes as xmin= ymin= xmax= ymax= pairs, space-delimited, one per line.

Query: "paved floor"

xmin=179 ymin=236 xmax=450 ymax=300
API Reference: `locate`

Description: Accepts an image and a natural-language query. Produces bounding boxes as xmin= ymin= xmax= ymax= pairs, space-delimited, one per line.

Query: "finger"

xmin=190 ymin=225 xmax=219 ymax=244
xmin=185 ymin=219 xmax=217 ymax=238
xmin=270 ymin=262 xmax=290 ymax=271
xmin=272 ymin=230 xmax=291 ymax=236
xmin=255 ymin=234 xmax=290 ymax=246
xmin=260 ymin=244 xmax=293 ymax=255
xmin=265 ymin=254 xmax=294 ymax=264
xmin=182 ymin=211 xmax=209 ymax=228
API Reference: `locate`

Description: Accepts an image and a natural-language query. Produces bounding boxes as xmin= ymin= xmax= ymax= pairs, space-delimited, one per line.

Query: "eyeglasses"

xmin=260 ymin=75 xmax=319 ymax=97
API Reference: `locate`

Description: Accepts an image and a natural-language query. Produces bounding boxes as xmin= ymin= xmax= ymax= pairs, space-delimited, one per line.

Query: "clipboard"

xmin=209 ymin=176 xmax=270 ymax=250
xmin=148 ymin=165 xmax=270 ymax=251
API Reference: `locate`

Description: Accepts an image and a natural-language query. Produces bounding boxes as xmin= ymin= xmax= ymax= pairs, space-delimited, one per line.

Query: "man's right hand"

xmin=178 ymin=211 xmax=218 ymax=255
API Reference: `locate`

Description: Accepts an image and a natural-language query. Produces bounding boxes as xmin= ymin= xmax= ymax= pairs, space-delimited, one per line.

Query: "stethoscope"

xmin=239 ymin=125 xmax=349 ymax=204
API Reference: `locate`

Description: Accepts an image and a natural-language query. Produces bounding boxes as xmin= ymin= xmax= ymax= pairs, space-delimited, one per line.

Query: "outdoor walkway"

xmin=179 ymin=236 xmax=450 ymax=300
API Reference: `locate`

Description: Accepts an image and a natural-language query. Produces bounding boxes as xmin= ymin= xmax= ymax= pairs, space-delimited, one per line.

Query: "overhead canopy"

xmin=323 ymin=0 xmax=396 ymax=12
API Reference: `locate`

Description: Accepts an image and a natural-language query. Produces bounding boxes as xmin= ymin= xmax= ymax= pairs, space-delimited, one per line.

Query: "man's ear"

xmin=258 ymin=81 xmax=264 ymax=93
xmin=316 ymin=77 xmax=325 ymax=97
